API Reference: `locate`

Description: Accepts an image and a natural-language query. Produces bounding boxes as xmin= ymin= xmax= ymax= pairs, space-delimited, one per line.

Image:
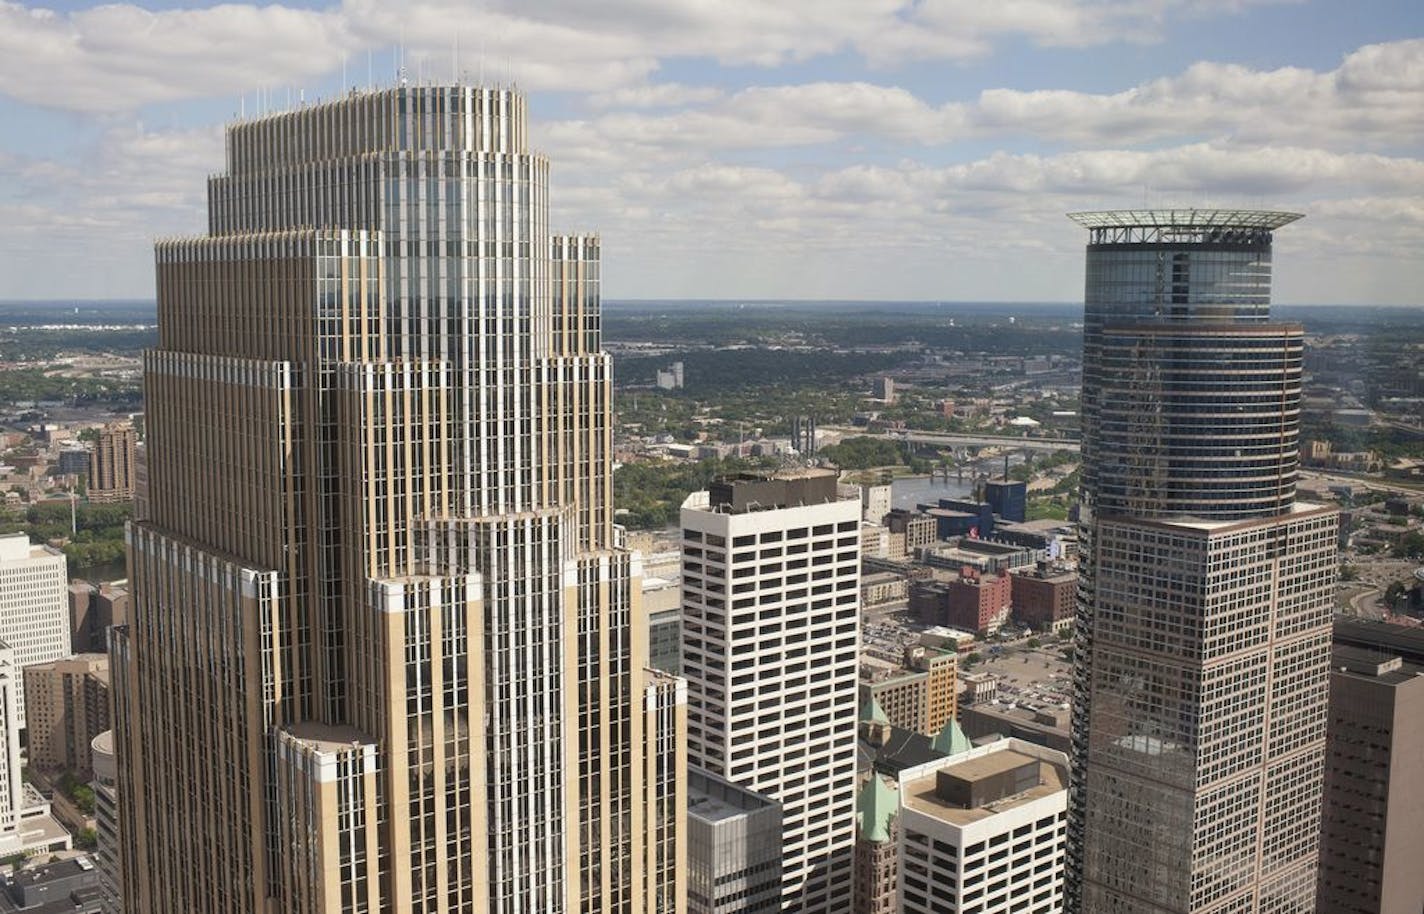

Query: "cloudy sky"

xmin=1 ymin=0 xmax=1421 ymax=305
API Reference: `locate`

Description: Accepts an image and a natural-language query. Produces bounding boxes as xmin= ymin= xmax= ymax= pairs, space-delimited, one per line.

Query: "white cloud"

xmin=538 ymin=39 xmax=1424 ymax=162
xmin=0 ymin=0 xmax=1315 ymax=113
xmin=0 ymin=1 xmax=355 ymax=112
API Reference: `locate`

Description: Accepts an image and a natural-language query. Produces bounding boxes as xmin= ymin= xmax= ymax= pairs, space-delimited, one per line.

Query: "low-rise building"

xmin=860 ymin=571 xmax=907 ymax=609
xmin=1009 ymin=564 xmax=1076 ymax=632
xmin=910 ymin=570 xmax=1012 ymax=636
xmin=958 ymin=672 xmax=999 ymax=707
xmin=0 ymin=856 xmax=102 ymax=914
xmin=959 ymin=704 xmax=1071 ymax=755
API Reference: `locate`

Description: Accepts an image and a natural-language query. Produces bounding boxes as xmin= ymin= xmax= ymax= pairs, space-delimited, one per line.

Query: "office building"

xmin=58 ymin=448 xmax=90 ymax=478
xmin=687 ymin=768 xmax=782 ymax=914
xmin=984 ymin=479 xmax=1027 ymax=524
xmin=22 ymin=654 xmax=110 ymax=778
xmin=0 ymin=642 xmax=68 ymax=859
xmin=110 ymin=86 xmax=683 ymax=914
xmin=897 ymin=739 xmax=1068 ymax=914
xmin=885 ymin=509 xmax=936 ymax=560
xmin=67 ymin=580 xmax=129 ymax=656
xmin=0 ymin=645 xmax=20 ymax=840
xmin=1009 ymin=564 xmax=1076 ymax=633
xmin=1067 ymin=210 xmax=1336 ymax=913
xmin=86 ymin=423 xmax=136 ymax=504
xmin=90 ymin=730 xmax=121 ymax=914
xmin=858 ymin=645 xmax=956 ymax=737
xmin=1316 ymin=624 xmax=1424 ymax=914
xmin=859 ymin=485 xmax=892 ymax=526
xmin=0 ymin=533 xmax=69 ymax=730
xmin=872 ymin=377 xmax=896 ymax=404
xmin=681 ymin=469 xmax=861 ymax=913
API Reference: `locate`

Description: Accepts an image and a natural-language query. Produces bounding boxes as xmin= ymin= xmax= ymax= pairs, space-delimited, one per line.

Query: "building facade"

xmin=686 ymin=768 xmax=783 ymax=914
xmin=87 ymin=423 xmax=136 ymax=504
xmin=68 ymin=581 xmax=130 ymax=656
xmin=23 ymin=654 xmax=110 ymax=778
xmin=1009 ymin=565 xmax=1076 ymax=632
xmin=896 ymin=739 xmax=1068 ymax=914
xmin=681 ymin=470 xmax=861 ymax=914
xmin=0 ymin=533 xmax=69 ymax=730
xmin=858 ymin=646 xmax=956 ymax=737
xmin=110 ymin=85 xmax=683 ymax=914
xmin=1067 ymin=210 xmax=1336 ymax=913
xmin=1316 ymin=625 xmax=1424 ymax=914
xmin=91 ymin=730 xmax=122 ymax=914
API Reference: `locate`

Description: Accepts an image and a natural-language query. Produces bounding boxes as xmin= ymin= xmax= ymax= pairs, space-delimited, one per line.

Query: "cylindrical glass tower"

xmin=1067 ymin=211 xmax=1336 ymax=914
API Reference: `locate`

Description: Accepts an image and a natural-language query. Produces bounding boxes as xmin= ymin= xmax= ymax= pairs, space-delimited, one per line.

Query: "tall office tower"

xmin=0 ymin=533 xmax=69 ymax=729
xmin=87 ymin=422 xmax=136 ymax=503
xmin=1066 ymin=211 xmax=1337 ymax=913
xmin=681 ymin=469 xmax=861 ymax=913
xmin=109 ymin=86 xmax=684 ymax=914
xmin=1316 ymin=621 xmax=1424 ymax=914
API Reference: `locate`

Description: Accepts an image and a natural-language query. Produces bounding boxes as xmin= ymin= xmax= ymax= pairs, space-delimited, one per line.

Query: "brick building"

xmin=909 ymin=569 xmax=1012 ymax=635
xmin=1010 ymin=564 xmax=1077 ymax=632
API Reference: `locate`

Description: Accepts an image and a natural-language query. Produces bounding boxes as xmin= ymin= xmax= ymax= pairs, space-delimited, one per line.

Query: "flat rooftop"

xmin=1101 ymin=500 xmax=1333 ymax=533
xmin=687 ymin=768 xmax=778 ymax=824
xmin=283 ymin=722 xmax=376 ymax=752
xmin=903 ymin=750 xmax=1066 ymax=825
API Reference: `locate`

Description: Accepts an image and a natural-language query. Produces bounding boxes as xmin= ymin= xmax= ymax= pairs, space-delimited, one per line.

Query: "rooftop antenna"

xmin=367 ymin=48 xmax=374 ymax=90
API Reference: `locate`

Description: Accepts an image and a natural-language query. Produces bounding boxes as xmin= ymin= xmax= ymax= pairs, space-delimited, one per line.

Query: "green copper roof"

xmin=856 ymin=775 xmax=898 ymax=843
xmin=859 ymin=697 xmax=890 ymax=726
xmin=932 ymin=717 xmax=973 ymax=757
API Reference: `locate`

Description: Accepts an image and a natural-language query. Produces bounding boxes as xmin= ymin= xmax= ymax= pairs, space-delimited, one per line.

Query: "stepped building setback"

xmin=1067 ymin=210 xmax=1336 ymax=913
xmin=110 ymin=85 xmax=684 ymax=914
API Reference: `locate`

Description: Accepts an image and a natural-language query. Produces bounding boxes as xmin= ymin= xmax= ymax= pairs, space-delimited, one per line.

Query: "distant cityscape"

xmin=0 ymin=84 xmax=1420 ymax=914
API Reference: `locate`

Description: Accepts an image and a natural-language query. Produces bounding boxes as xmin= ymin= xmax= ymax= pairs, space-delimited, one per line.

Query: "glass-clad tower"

xmin=1066 ymin=211 xmax=1337 ymax=914
xmin=110 ymin=86 xmax=685 ymax=914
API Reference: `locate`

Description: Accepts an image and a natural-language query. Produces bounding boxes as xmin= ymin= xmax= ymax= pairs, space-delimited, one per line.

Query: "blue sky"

xmin=0 ymin=0 xmax=1421 ymax=304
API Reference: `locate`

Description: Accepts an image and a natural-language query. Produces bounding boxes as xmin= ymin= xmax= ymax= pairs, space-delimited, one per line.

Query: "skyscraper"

xmin=1067 ymin=210 xmax=1337 ymax=913
xmin=680 ymin=469 xmax=861 ymax=913
xmin=86 ymin=422 xmax=136 ymax=504
xmin=1317 ymin=621 xmax=1424 ymax=913
xmin=111 ymin=85 xmax=684 ymax=914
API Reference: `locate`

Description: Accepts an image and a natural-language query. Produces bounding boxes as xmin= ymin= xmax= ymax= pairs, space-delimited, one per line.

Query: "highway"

xmin=821 ymin=424 xmax=1080 ymax=453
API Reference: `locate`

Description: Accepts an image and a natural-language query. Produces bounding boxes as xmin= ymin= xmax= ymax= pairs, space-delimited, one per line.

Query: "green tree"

xmin=1391 ymin=531 xmax=1424 ymax=559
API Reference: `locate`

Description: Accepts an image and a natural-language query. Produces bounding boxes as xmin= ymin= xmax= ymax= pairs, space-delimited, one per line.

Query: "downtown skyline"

xmin=0 ymin=1 xmax=1421 ymax=306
